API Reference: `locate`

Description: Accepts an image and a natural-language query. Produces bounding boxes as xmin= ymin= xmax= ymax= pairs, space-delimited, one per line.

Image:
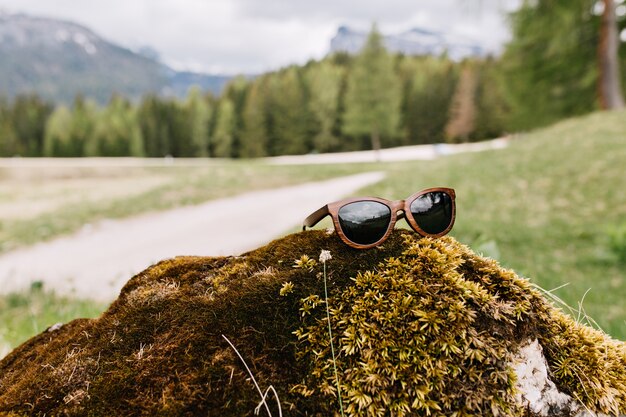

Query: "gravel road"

xmin=0 ymin=172 xmax=385 ymax=301
xmin=268 ymin=137 xmax=509 ymax=165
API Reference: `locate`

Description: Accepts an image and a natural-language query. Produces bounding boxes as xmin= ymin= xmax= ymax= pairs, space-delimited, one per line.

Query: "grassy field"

xmin=1 ymin=110 xmax=625 ymax=353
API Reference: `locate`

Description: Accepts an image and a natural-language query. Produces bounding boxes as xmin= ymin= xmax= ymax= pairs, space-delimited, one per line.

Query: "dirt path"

xmin=268 ymin=137 xmax=510 ymax=165
xmin=0 ymin=172 xmax=385 ymax=301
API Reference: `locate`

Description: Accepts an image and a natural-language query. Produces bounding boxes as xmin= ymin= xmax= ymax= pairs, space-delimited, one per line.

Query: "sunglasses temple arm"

xmin=302 ymin=205 xmax=330 ymax=231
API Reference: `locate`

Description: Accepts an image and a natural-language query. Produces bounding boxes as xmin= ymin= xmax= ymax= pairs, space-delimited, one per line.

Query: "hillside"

xmin=0 ymin=12 xmax=231 ymax=102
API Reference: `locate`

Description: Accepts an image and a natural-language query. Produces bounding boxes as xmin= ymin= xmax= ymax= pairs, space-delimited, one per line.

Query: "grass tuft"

xmin=0 ymin=286 xmax=105 ymax=353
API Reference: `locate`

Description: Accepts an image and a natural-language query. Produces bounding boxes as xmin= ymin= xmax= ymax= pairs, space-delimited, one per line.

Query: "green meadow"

xmin=1 ymin=110 xmax=625 ymax=354
xmin=363 ymin=110 xmax=626 ymax=337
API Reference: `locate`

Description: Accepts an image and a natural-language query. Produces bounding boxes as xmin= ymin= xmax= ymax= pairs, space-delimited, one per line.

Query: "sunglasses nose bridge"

xmin=389 ymin=200 xmax=405 ymax=219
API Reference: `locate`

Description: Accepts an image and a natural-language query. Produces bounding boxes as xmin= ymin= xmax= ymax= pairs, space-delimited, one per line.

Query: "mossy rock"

xmin=0 ymin=231 xmax=625 ymax=416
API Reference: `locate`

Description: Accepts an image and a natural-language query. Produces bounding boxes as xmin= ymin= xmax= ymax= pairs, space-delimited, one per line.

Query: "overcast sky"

xmin=0 ymin=0 xmax=521 ymax=74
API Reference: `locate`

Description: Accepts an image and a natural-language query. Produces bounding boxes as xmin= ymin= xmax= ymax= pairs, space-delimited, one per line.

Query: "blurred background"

xmin=0 ymin=0 xmax=625 ymax=356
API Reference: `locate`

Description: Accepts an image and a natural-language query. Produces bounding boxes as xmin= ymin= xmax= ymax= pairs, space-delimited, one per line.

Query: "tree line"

xmin=0 ymin=29 xmax=507 ymax=158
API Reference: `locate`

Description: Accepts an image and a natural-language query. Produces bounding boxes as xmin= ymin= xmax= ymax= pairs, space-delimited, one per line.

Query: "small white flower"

xmin=325 ymin=227 xmax=335 ymax=235
xmin=319 ymin=250 xmax=332 ymax=263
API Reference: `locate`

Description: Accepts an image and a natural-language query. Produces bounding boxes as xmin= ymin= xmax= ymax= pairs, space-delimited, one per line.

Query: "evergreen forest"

xmin=1 ymin=1 xmax=625 ymax=158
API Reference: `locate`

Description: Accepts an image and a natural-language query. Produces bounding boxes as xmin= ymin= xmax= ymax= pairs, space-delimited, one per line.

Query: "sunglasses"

xmin=302 ymin=188 xmax=456 ymax=249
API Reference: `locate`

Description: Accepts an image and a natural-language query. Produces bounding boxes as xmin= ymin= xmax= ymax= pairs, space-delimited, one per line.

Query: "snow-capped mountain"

xmin=0 ymin=12 xmax=231 ymax=103
xmin=330 ymin=26 xmax=485 ymax=60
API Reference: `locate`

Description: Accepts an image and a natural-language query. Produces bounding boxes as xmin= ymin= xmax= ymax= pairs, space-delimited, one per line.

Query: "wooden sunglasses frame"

xmin=302 ymin=187 xmax=456 ymax=249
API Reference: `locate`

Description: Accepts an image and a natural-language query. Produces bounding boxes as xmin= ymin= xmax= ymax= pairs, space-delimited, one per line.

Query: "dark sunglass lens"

xmin=409 ymin=192 xmax=453 ymax=235
xmin=338 ymin=201 xmax=391 ymax=245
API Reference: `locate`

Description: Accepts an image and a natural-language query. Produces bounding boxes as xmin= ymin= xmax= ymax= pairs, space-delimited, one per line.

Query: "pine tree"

xmin=90 ymin=95 xmax=144 ymax=157
xmin=126 ymin=104 xmax=145 ymax=158
xmin=445 ymin=63 xmax=478 ymax=143
xmin=212 ymin=98 xmax=235 ymax=158
xmin=220 ymin=76 xmax=249 ymax=158
xmin=165 ymin=100 xmax=193 ymax=157
xmin=0 ymin=98 xmax=18 ymax=157
xmin=10 ymin=95 xmax=53 ymax=156
xmin=502 ymin=0 xmax=623 ymax=129
xmin=71 ymin=96 xmax=97 ymax=157
xmin=43 ymin=106 xmax=73 ymax=157
xmin=138 ymin=95 xmax=171 ymax=157
xmin=306 ymin=61 xmax=344 ymax=153
xmin=473 ymin=60 xmax=510 ymax=140
xmin=240 ymin=77 xmax=270 ymax=158
xmin=401 ymin=57 xmax=458 ymax=145
xmin=267 ymin=67 xmax=312 ymax=155
xmin=342 ymin=24 xmax=401 ymax=155
xmin=184 ymin=87 xmax=212 ymax=157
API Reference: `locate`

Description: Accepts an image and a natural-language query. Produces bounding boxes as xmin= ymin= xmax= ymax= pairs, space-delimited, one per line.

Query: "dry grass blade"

xmin=532 ymin=283 xmax=604 ymax=332
xmin=321 ymin=256 xmax=345 ymax=417
xmin=221 ymin=334 xmax=282 ymax=417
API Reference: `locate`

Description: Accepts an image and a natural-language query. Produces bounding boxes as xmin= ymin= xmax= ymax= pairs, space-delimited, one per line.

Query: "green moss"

xmin=295 ymin=237 xmax=522 ymax=416
xmin=0 ymin=231 xmax=624 ymax=416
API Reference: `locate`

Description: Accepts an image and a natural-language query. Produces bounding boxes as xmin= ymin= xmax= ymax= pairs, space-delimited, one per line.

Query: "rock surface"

xmin=0 ymin=231 xmax=625 ymax=416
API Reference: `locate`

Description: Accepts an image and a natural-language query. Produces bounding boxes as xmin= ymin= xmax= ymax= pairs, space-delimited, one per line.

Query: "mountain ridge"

xmin=330 ymin=25 xmax=485 ymax=60
xmin=0 ymin=12 xmax=232 ymax=103
xmin=1 ymin=13 xmax=487 ymax=104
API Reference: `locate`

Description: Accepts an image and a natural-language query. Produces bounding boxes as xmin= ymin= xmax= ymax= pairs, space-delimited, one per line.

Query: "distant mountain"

xmin=164 ymin=70 xmax=234 ymax=98
xmin=330 ymin=26 xmax=485 ymax=60
xmin=0 ymin=12 xmax=232 ymax=103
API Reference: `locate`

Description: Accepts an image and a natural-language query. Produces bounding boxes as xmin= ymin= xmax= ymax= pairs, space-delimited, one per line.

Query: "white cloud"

xmin=0 ymin=0 xmax=520 ymax=74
